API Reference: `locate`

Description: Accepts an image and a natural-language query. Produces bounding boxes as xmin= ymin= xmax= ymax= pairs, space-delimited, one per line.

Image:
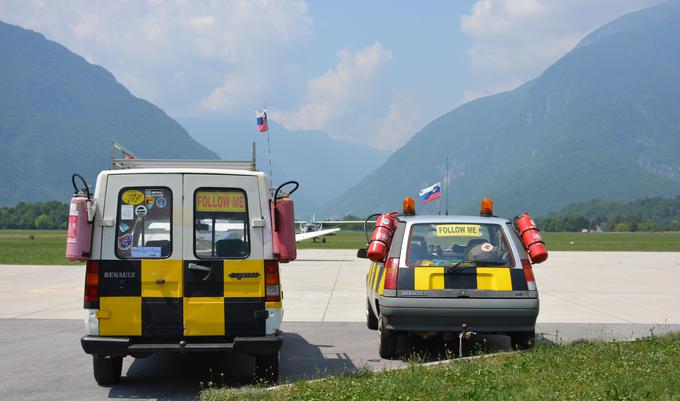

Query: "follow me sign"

xmin=195 ymin=191 xmax=246 ymax=213
xmin=435 ymin=224 xmax=481 ymax=237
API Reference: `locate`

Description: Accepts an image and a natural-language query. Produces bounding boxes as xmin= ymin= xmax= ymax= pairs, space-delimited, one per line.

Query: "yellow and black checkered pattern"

xmin=367 ymin=262 xmax=528 ymax=295
xmin=97 ymin=259 xmax=274 ymax=337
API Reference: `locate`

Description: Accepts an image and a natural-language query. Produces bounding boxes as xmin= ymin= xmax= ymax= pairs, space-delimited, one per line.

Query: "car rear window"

xmin=406 ymin=223 xmax=513 ymax=267
xmin=193 ymin=188 xmax=250 ymax=259
xmin=115 ymin=187 xmax=172 ymax=259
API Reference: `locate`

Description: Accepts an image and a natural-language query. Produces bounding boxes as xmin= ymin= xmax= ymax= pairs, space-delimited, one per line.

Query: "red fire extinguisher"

xmin=271 ymin=181 xmax=299 ymax=263
xmin=66 ymin=173 xmax=94 ymax=261
xmin=367 ymin=212 xmax=399 ymax=262
xmin=515 ymin=212 xmax=548 ymax=264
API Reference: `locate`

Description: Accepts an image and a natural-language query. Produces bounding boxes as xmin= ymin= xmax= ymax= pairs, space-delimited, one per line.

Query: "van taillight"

xmin=264 ymin=260 xmax=281 ymax=302
xmin=384 ymin=257 xmax=399 ymax=290
xmin=521 ymin=259 xmax=537 ymax=291
xmin=84 ymin=260 xmax=100 ymax=308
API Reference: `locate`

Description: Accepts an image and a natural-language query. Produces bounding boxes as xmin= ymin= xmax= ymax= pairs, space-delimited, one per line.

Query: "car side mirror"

xmin=356 ymin=248 xmax=368 ymax=259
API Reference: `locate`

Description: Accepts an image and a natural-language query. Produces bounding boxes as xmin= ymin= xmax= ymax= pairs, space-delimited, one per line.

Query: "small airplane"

xmin=295 ymin=215 xmax=340 ymax=242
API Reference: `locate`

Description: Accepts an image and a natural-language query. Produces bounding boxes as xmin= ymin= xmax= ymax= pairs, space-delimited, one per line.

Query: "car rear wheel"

xmin=254 ymin=353 xmax=279 ymax=384
xmin=93 ymin=354 xmax=123 ymax=385
xmin=366 ymin=298 xmax=378 ymax=330
xmin=378 ymin=315 xmax=397 ymax=359
xmin=511 ymin=331 xmax=535 ymax=350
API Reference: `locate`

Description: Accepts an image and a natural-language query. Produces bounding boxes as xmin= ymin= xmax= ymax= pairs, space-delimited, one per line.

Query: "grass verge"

xmin=0 ymin=230 xmax=80 ymax=265
xmin=202 ymin=333 xmax=680 ymax=401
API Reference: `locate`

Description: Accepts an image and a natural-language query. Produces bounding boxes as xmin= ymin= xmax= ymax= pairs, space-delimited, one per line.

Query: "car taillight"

xmin=264 ymin=260 xmax=281 ymax=302
xmin=521 ymin=258 xmax=537 ymax=291
xmin=384 ymin=257 xmax=399 ymax=290
xmin=84 ymin=260 xmax=100 ymax=308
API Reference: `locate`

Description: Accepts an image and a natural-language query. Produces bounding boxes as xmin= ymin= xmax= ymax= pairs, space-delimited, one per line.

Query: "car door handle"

xmin=188 ymin=263 xmax=213 ymax=281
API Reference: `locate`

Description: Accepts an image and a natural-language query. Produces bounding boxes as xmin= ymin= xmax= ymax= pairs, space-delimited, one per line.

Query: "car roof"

xmin=397 ymin=214 xmax=511 ymax=225
xmin=99 ymin=168 xmax=266 ymax=178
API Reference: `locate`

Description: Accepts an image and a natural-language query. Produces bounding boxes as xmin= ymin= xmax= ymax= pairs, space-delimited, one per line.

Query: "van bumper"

xmin=81 ymin=335 xmax=283 ymax=356
xmin=378 ymin=296 xmax=539 ymax=333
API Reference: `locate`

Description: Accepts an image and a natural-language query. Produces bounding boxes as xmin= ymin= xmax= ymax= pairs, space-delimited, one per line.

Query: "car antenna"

xmin=445 ymin=156 xmax=449 ymax=215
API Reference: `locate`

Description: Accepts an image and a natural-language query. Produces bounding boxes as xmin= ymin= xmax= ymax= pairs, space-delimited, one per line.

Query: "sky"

xmin=0 ymin=0 xmax=663 ymax=150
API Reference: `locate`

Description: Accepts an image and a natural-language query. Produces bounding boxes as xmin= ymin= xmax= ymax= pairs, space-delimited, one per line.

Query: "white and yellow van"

xmin=79 ymin=157 xmax=286 ymax=385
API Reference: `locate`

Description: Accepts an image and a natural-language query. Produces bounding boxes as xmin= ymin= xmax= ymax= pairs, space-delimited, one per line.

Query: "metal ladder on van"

xmin=111 ymin=140 xmax=257 ymax=171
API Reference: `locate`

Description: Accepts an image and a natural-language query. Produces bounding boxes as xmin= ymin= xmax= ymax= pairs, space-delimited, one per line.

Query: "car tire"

xmin=254 ymin=353 xmax=279 ymax=384
xmin=93 ymin=354 xmax=123 ymax=385
xmin=378 ymin=315 xmax=397 ymax=359
xmin=511 ymin=331 xmax=535 ymax=350
xmin=366 ymin=298 xmax=378 ymax=330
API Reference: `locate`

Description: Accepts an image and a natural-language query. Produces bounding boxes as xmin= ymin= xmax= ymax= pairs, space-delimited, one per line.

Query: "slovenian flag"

xmin=256 ymin=109 xmax=268 ymax=133
xmin=419 ymin=182 xmax=441 ymax=204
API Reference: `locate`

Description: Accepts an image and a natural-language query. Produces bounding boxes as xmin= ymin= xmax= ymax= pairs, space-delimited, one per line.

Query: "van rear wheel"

xmin=378 ymin=315 xmax=397 ymax=359
xmin=254 ymin=353 xmax=279 ymax=384
xmin=93 ymin=354 xmax=123 ymax=385
xmin=366 ymin=298 xmax=378 ymax=330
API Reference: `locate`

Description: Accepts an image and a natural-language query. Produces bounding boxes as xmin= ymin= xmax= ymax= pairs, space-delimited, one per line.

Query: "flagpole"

xmin=265 ymin=105 xmax=273 ymax=189
xmin=445 ymin=157 xmax=449 ymax=215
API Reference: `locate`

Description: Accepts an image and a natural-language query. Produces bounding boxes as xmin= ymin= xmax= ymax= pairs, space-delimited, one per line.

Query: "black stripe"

xmin=99 ymin=260 xmax=141 ymax=297
xmin=510 ymin=269 xmax=528 ymax=291
xmin=374 ymin=265 xmax=384 ymax=292
xmin=224 ymin=298 xmax=265 ymax=336
xmin=142 ymin=297 xmax=183 ymax=337
xmin=396 ymin=267 xmax=415 ymax=290
xmin=184 ymin=260 xmax=224 ymax=297
xmin=444 ymin=266 xmax=477 ymax=289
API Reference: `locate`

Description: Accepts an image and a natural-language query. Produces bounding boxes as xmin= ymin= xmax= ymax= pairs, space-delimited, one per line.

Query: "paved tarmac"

xmin=1 ymin=250 xmax=679 ymax=400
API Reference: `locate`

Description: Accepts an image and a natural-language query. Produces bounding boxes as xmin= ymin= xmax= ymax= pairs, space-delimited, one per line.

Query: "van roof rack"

xmin=111 ymin=140 xmax=257 ymax=171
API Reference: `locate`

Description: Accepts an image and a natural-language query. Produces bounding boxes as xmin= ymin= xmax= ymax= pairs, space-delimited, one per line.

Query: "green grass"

xmin=1 ymin=229 xmax=679 ymax=265
xmin=202 ymin=333 xmax=680 ymax=401
xmin=298 ymin=230 xmax=680 ymax=252
xmin=0 ymin=230 xmax=81 ymax=265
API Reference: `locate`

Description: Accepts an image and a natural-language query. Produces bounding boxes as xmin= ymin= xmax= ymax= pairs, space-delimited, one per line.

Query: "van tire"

xmin=511 ymin=331 xmax=535 ymax=350
xmin=254 ymin=353 xmax=279 ymax=384
xmin=378 ymin=315 xmax=397 ymax=359
xmin=93 ymin=354 xmax=122 ymax=385
xmin=366 ymin=299 xmax=378 ymax=330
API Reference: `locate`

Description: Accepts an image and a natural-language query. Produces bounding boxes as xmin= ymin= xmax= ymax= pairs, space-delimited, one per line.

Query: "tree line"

xmin=537 ymin=196 xmax=680 ymax=232
xmin=0 ymin=201 xmax=69 ymax=229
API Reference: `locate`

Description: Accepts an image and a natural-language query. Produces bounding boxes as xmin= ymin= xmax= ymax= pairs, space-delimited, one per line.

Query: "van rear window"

xmin=115 ymin=187 xmax=172 ymax=259
xmin=194 ymin=188 xmax=250 ymax=259
xmin=406 ymin=223 xmax=512 ymax=267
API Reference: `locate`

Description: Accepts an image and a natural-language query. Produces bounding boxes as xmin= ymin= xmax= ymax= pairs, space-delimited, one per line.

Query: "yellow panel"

xmin=183 ymin=297 xmax=225 ymax=336
xmin=99 ymin=297 xmax=141 ymax=336
xmin=224 ymin=260 xmax=265 ymax=298
xmin=369 ymin=263 xmax=378 ymax=289
xmin=477 ymin=267 xmax=512 ymax=291
xmin=141 ymin=259 xmax=183 ymax=298
xmin=414 ymin=267 xmax=445 ymax=291
xmin=266 ymin=301 xmax=283 ymax=309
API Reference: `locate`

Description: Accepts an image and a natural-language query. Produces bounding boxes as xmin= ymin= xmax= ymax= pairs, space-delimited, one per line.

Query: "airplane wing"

xmin=295 ymin=228 xmax=340 ymax=242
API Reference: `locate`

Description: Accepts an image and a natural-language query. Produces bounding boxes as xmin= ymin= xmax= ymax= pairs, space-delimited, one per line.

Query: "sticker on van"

xmin=131 ymin=247 xmax=161 ymax=258
xmin=195 ymin=191 xmax=246 ymax=213
xmin=435 ymin=224 xmax=481 ymax=237
xmin=121 ymin=190 xmax=144 ymax=205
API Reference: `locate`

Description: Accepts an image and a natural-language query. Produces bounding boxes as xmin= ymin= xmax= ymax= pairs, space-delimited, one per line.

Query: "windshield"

xmin=406 ymin=223 xmax=513 ymax=267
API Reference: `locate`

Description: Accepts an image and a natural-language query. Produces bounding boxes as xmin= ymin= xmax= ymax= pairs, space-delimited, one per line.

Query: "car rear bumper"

xmin=81 ymin=334 xmax=283 ymax=356
xmin=378 ymin=296 xmax=539 ymax=333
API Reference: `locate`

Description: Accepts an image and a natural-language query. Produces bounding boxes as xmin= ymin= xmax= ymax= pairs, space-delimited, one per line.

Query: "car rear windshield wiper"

xmin=450 ymin=260 xmax=477 ymax=269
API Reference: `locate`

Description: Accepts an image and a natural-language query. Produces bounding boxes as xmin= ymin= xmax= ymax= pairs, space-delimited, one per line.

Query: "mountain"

xmin=181 ymin=118 xmax=389 ymax=217
xmin=0 ymin=21 xmax=218 ymax=206
xmin=327 ymin=1 xmax=680 ymax=218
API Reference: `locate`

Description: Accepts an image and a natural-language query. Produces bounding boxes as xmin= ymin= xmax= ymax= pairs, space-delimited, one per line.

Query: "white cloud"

xmin=0 ymin=0 xmax=312 ymax=117
xmin=459 ymin=0 xmax=663 ymax=100
xmin=273 ymin=42 xmax=408 ymax=149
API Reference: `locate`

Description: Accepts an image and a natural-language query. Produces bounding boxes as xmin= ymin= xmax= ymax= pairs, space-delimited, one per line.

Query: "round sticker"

xmin=121 ymin=190 xmax=144 ymax=205
xmin=118 ymin=233 xmax=132 ymax=250
xmin=156 ymin=197 xmax=167 ymax=208
xmin=135 ymin=205 xmax=147 ymax=217
xmin=481 ymin=243 xmax=494 ymax=252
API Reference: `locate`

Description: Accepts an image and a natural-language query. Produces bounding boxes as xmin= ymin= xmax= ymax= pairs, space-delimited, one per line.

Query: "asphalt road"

xmin=1 ymin=249 xmax=680 ymax=400
xmin=2 ymin=319 xmax=679 ymax=401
